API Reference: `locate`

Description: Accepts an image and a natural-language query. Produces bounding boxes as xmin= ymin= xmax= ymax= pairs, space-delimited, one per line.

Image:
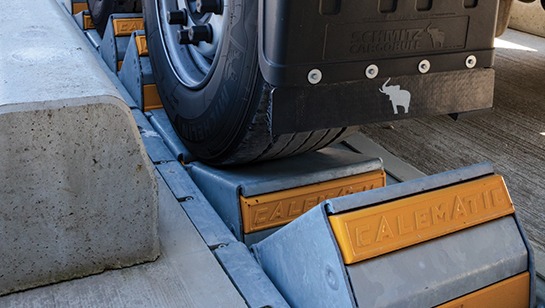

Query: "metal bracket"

xmin=100 ymin=13 xmax=144 ymax=73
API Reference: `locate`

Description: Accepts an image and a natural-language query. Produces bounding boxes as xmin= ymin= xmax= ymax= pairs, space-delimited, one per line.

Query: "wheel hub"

xmin=157 ymin=0 xmax=226 ymax=88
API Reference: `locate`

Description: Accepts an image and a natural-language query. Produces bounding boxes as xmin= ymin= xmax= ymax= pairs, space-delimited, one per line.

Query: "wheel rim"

xmin=156 ymin=0 xmax=226 ymax=89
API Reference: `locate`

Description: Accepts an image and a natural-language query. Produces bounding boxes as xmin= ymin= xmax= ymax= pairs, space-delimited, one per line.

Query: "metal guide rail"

xmin=60 ymin=1 xmax=536 ymax=307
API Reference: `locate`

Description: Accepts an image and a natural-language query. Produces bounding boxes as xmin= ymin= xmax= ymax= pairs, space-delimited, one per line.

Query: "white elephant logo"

xmin=379 ymin=78 xmax=411 ymax=115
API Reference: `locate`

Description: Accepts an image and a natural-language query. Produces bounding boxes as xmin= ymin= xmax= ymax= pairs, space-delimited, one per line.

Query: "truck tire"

xmin=87 ymin=0 xmax=142 ymax=36
xmin=143 ymin=0 xmax=357 ymax=165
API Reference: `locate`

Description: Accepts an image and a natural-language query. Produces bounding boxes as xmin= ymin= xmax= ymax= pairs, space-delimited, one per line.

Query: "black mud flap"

xmin=271 ymin=69 xmax=494 ymax=134
xmin=258 ymin=0 xmax=499 ymax=134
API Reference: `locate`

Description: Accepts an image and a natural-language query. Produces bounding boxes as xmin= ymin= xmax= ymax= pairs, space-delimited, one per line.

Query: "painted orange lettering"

xmin=491 ymin=188 xmax=507 ymax=207
xmin=343 ymin=186 xmax=356 ymax=194
xmin=414 ymin=208 xmax=430 ymax=229
xmin=287 ymin=201 xmax=303 ymax=217
xmin=397 ymin=214 xmax=414 ymax=235
xmin=452 ymin=196 xmax=468 ymax=219
xmin=253 ymin=208 xmax=269 ymax=226
xmin=431 ymin=203 xmax=449 ymax=224
xmin=351 ymin=185 xmax=366 ymax=194
xmin=463 ymin=194 xmax=479 ymax=214
xmin=330 ymin=189 xmax=343 ymax=198
xmin=482 ymin=190 xmax=492 ymax=209
xmin=303 ymin=197 xmax=319 ymax=212
xmin=356 ymin=224 xmax=371 ymax=247
xmin=269 ymin=202 xmax=283 ymax=221
xmin=375 ymin=216 xmax=394 ymax=242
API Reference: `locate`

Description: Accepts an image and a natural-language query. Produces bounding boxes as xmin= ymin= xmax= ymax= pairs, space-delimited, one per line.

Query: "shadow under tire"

xmin=143 ymin=0 xmax=356 ymax=165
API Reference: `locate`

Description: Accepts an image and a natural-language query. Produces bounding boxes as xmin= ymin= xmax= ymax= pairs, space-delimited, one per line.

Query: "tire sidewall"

xmin=88 ymin=0 xmax=116 ymax=35
xmin=88 ymin=0 xmax=142 ymax=36
xmin=144 ymin=0 xmax=260 ymax=160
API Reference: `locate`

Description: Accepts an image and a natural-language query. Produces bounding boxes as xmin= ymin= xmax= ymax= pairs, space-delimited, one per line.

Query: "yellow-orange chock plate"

xmin=329 ymin=175 xmax=515 ymax=264
xmin=112 ymin=18 xmax=144 ymax=37
xmin=240 ymin=170 xmax=386 ymax=234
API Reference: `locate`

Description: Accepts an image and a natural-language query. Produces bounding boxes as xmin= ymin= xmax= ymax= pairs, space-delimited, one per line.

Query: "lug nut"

xmin=196 ymin=0 xmax=223 ymax=14
xmin=167 ymin=9 xmax=188 ymax=25
xmin=177 ymin=29 xmax=191 ymax=44
xmin=188 ymin=25 xmax=213 ymax=44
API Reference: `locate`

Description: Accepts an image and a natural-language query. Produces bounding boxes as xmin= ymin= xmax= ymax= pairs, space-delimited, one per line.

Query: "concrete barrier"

xmin=509 ymin=1 xmax=545 ymax=38
xmin=0 ymin=0 xmax=159 ymax=295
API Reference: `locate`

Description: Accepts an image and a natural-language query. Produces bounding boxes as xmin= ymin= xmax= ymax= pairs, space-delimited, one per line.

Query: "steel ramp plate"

xmin=347 ymin=216 xmax=528 ymax=307
xmin=241 ymin=170 xmax=385 ymax=234
xmin=188 ymin=147 xmax=385 ymax=244
xmin=118 ymin=31 xmax=162 ymax=111
xmin=436 ymin=272 xmax=530 ymax=308
xmin=252 ymin=163 xmax=534 ymax=307
xmin=252 ymin=204 xmax=357 ymax=307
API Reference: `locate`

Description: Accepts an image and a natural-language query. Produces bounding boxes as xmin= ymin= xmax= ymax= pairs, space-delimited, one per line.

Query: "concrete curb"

xmin=0 ymin=0 xmax=159 ymax=295
xmin=509 ymin=1 xmax=545 ymax=38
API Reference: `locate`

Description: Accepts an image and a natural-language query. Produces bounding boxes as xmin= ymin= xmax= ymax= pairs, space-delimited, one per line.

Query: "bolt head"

xmin=418 ymin=59 xmax=431 ymax=74
xmin=308 ymin=69 xmax=322 ymax=85
xmin=365 ymin=64 xmax=379 ymax=79
xmin=465 ymin=55 xmax=477 ymax=69
xmin=177 ymin=30 xmax=191 ymax=44
xmin=188 ymin=25 xmax=213 ymax=44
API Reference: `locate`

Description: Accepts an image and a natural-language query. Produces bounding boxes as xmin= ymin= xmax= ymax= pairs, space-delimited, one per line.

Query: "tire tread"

xmin=221 ymin=81 xmax=358 ymax=165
